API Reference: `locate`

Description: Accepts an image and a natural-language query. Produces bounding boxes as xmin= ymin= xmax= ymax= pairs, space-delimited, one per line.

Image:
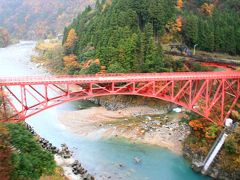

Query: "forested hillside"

xmin=0 ymin=0 xmax=94 ymax=39
xmin=62 ymin=0 xmax=240 ymax=74
xmin=182 ymin=0 xmax=240 ymax=55
xmin=63 ymin=0 xmax=178 ymax=74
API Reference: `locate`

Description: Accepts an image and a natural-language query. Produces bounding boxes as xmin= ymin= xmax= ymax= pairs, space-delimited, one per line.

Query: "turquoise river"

xmin=0 ymin=42 xmax=209 ymax=180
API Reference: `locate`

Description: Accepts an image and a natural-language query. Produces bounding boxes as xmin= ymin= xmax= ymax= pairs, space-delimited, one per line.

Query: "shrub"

xmin=224 ymin=138 xmax=237 ymax=154
xmin=7 ymin=123 xmax=56 ymax=179
xmin=0 ymin=123 xmax=12 ymax=179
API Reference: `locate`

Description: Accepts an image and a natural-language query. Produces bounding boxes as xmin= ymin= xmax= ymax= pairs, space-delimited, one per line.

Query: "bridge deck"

xmin=0 ymin=71 xmax=240 ymax=86
xmin=1 ymin=71 xmax=239 ymax=125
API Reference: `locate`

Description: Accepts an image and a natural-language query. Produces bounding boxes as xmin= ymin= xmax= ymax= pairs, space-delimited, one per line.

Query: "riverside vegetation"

xmin=0 ymin=123 xmax=66 ymax=180
xmin=0 ymin=121 xmax=94 ymax=180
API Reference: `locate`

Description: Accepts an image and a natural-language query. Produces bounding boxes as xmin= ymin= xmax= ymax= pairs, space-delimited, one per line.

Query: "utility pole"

xmin=193 ymin=44 xmax=198 ymax=55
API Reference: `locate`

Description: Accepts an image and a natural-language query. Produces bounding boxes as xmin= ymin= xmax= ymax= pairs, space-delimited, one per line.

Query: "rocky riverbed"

xmin=58 ymin=97 xmax=190 ymax=154
xmin=24 ymin=123 xmax=95 ymax=180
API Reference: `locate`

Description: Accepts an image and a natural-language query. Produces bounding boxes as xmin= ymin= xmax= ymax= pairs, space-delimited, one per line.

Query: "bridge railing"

xmin=0 ymin=71 xmax=240 ymax=85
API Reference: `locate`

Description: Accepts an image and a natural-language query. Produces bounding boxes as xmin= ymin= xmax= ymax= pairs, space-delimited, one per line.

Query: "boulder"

xmin=133 ymin=157 xmax=142 ymax=164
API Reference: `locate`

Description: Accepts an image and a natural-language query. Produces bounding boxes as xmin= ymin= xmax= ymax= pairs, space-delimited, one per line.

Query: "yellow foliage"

xmin=231 ymin=110 xmax=240 ymax=120
xmin=102 ymin=0 xmax=113 ymax=10
xmin=64 ymin=28 xmax=77 ymax=49
xmin=165 ymin=16 xmax=182 ymax=34
xmin=95 ymin=59 xmax=100 ymax=65
xmin=176 ymin=0 xmax=183 ymax=9
xmin=63 ymin=54 xmax=80 ymax=69
xmin=82 ymin=59 xmax=101 ymax=68
xmin=0 ymin=123 xmax=9 ymax=136
xmin=99 ymin=65 xmax=107 ymax=74
xmin=161 ymin=33 xmax=174 ymax=44
xmin=205 ymin=128 xmax=217 ymax=139
xmin=36 ymin=42 xmax=60 ymax=51
xmin=40 ymin=167 xmax=68 ymax=180
xmin=201 ymin=3 xmax=214 ymax=16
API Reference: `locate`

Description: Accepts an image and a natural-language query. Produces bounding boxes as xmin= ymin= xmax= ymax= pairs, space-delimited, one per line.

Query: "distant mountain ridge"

xmin=0 ymin=0 xmax=95 ymax=39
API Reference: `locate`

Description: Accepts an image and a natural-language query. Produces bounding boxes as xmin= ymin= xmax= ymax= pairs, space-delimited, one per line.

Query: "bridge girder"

xmin=0 ymin=72 xmax=240 ymax=126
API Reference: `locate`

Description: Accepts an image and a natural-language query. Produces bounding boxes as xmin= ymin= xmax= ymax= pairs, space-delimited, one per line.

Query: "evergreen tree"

xmin=236 ymin=27 xmax=240 ymax=54
xmin=225 ymin=26 xmax=236 ymax=55
xmin=182 ymin=2 xmax=240 ymax=55
xmin=212 ymin=11 xmax=225 ymax=52
xmin=62 ymin=0 xmax=175 ymax=74
xmin=198 ymin=18 xmax=214 ymax=52
xmin=184 ymin=14 xmax=198 ymax=47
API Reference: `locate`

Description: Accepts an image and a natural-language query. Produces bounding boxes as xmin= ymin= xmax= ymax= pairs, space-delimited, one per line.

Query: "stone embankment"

xmin=89 ymin=95 xmax=174 ymax=112
xmin=24 ymin=123 xmax=94 ymax=180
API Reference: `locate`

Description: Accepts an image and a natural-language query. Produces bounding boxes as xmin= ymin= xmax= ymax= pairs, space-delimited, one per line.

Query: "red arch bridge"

xmin=0 ymin=71 xmax=240 ymax=126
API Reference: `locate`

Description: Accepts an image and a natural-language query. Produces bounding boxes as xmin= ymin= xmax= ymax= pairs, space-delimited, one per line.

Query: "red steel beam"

xmin=0 ymin=71 xmax=239 ymax=125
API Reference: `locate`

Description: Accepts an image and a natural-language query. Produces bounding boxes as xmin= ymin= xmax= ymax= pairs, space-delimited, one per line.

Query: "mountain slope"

xmin=0 ymin=0 xmax=95 ymax=39
xmin=62 ymin=0 xmax=178 ymax=74
xmin=62 ymin=0 xmax=240 ymax=76
xmin=182 ymin=0 xmax=240 ymax=55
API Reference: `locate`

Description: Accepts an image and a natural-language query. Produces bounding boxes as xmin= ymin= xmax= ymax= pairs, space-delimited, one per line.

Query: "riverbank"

xmin=24 ymin=123 xmax=94 ymax=180
xmin=58 ymin=104 xmax=190 ymax=154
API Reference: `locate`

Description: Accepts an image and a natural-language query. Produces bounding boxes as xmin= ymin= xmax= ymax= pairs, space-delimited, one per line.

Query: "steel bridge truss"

xmin=0 ymin=72 xmax=239 ymax=126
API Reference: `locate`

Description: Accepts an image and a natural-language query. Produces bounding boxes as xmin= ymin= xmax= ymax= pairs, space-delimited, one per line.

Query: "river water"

xmin=0 ymin=42 xmax=209 ymax=180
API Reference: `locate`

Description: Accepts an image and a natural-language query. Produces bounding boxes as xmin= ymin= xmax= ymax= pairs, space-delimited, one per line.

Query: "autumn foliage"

xmin=82 ymin=59 xmax=100 ymax=68
xmin=100 ymin=66 xmax=107 ymax=74
xmin=0 ymin=0 xmax=94 ymax=39
xmin=189 ymin=119 xmax=220 ymax=139
xmin=161 ymin=15 xmax=183 ymax=43
xmin=165 ymin=16 xmax=182 ymax=34
xmin=64 ymin=28 xmax=77 ymax=49
xmin=176 ymin=0 xmax=183 ymax=9
xmin=176 ymin=16 xmax=182 ymax=32
xmin=189 ymin=119 xmax=205 ymax=130
xmin=63 ymin=54 xmax=80 ymax=70
xmin=201 ymin=3 xmax=215 ymax=16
